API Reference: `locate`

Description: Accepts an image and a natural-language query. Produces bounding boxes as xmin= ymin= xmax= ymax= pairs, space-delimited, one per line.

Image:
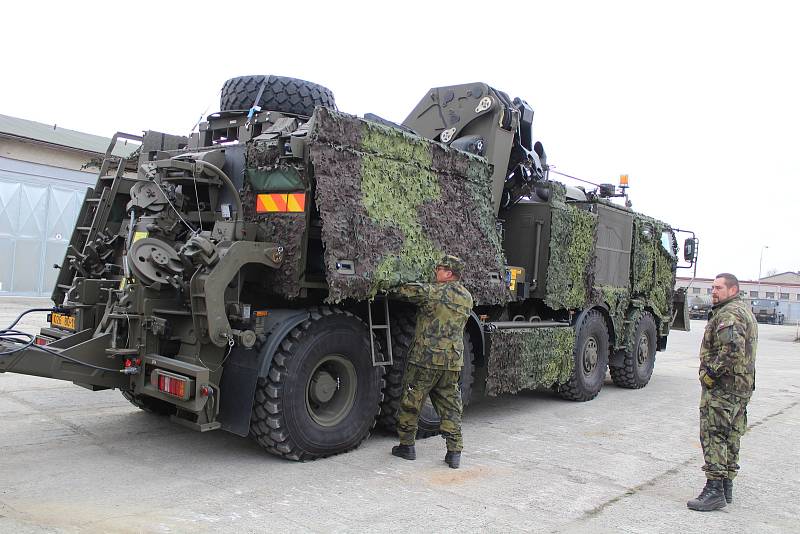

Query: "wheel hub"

xmin=637 ymin=335 xmax=649 ymax=365
xmin=310 ymin=371 xmax=337 ymax=404
xmin=305 ymin=354 xmax=357 ymax=427
xmin=583 ymin=338 xmax=598 ymax=374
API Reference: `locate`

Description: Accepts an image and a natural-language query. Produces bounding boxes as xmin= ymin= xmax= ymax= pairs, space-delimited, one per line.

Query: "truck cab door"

xmin=671 ymin=287 xmax=690 ymax=331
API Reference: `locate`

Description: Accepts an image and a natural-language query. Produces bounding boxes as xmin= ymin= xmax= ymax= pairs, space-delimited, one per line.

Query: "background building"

xmin=0 ymin=114 xmax=136 ymax=297
xmin=677 ymin=272 xmax=800 ymax=324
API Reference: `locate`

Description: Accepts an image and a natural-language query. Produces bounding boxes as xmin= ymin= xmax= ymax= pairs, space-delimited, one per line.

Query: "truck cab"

xmin=750 ymin=299 xmax=785 ymax=324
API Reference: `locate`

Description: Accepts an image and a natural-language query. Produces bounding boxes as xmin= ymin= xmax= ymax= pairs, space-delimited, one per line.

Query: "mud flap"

xmin=218 ymin=346 xmax=261 ymax=436
xmin=217 ymin=309 xmax=310 ymax=436
xmin=671 ymin=287 xmax=690 ymax=332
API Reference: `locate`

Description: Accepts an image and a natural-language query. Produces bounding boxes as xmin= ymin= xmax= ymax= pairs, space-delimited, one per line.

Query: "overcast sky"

xmin=2 ymin=0 xmax=797 ymax=281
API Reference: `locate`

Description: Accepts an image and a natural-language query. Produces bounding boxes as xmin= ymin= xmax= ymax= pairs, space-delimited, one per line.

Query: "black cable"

xmin=0 ymin=329 xmax=36 ymax=356
xmin=32 ymin=340 xmax=125 ymax=373
xmin=6 ymin=308 xmax=54 ymax=330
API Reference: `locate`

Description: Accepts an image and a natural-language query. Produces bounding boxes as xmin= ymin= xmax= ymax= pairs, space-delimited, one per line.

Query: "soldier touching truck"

xmin=389 ymin=255 xmax=473 ymax=469
xmin=0 ymin=75 xmax=698 ymax=462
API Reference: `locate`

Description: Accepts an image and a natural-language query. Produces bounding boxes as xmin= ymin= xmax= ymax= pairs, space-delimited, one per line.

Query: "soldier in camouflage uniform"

xmin=389 ymin=255 xmax=474 ymax=469
xmin=687 ymin=273 xmax=757 ymax=511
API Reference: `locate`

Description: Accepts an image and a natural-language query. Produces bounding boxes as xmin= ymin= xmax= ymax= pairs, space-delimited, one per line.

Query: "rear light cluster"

xmin=150 ymin=369 xmax=194 ymax=401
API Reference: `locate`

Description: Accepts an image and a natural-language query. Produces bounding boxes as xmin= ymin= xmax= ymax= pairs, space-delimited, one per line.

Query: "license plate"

xmin=51 ymin=312 xmax=76 ymax=330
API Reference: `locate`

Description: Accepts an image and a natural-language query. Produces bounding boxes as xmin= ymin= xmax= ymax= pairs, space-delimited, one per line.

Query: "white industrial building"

xmin=0 ymin=114 xmax=135 ymax=296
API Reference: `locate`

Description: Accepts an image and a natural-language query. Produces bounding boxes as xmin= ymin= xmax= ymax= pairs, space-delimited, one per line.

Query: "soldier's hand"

xmin=700 ymin=368 xmax=717 ymax=388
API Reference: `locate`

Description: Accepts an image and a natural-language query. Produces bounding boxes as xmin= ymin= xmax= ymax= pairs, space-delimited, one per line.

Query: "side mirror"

xmin=683 ymin=238 xmax=698 ymax=262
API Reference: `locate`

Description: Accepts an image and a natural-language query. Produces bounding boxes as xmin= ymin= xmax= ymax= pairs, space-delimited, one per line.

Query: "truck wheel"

xmin=610 ymin=312 xmax=657 ymax=389
xmin=249 ymin=307 xmax=384 ymax=461
xmin=558 ymin=310 xmax=609 ymax=401
xmin=121 ymin=391 xmax=176 ymax=416
xmin=220 ymin=74 xmax=336 ymax=116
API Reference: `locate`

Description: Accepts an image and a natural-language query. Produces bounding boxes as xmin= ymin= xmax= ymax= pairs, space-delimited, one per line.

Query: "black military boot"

xmin=391 ymin=444 xmax=416 ymax=460
xmin=444 ymin=451 xmax=461 ymax=469
xmin=687 ymin=479 xmax=726 ymax=511
xmin=723 ymin=478 xmax=733 ymax=504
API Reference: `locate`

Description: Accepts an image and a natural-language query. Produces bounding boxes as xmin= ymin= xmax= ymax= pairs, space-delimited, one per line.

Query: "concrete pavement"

xmin=1 ymin=298 xmax=798 ymax=533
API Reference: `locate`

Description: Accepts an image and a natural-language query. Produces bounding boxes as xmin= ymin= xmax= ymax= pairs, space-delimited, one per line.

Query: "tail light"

xmin=150 ymin=369 xmax=194 ymax=401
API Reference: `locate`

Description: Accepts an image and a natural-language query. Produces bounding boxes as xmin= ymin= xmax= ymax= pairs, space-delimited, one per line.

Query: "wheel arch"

xmin=640 ymin=305 xmax=667 ymax=351
xmin=574 ymin=304 xmax=613 ymax=337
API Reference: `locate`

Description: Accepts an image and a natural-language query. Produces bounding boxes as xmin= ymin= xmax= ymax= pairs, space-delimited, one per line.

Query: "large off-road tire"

xmin=558 ymin=310 xmax=609 ymax=401
xmin=121 ymin=391 xmax=176 ymax=416
xmin=376 ymin=308 xmax=475 ymax=438
xmin=610 ymin=312 xmax=657 ymax=389
xmin=220 ymin=74 xmax=336 ymax=116
xmin=249 ymin=307 xmax=384 ymax=461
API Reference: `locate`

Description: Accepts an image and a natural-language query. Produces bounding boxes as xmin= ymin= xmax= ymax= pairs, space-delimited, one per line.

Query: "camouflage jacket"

xmin=700 ymin=293 xmax=758 ymax=397
xmin=390 ymin=281 xmax=474 ymax=370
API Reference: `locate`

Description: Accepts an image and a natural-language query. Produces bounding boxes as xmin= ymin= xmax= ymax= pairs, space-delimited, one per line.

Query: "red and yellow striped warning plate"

xmin=256 ymin=193 xmax=306 ymax=213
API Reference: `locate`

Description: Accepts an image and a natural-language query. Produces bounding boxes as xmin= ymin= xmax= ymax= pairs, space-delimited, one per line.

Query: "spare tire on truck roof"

xmin=220 ymin=74 xmax=336 ymax=116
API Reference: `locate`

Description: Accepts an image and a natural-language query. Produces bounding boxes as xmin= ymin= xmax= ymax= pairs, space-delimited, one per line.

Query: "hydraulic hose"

xmin=5 ymin=307 xmax=54 ymax=330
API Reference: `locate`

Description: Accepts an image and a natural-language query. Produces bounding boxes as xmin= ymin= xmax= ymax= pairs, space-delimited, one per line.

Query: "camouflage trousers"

xmin=397 ymin=363 xmax=463 ymax=452
xmin=700 ymin=387 xmax=749 ymax=480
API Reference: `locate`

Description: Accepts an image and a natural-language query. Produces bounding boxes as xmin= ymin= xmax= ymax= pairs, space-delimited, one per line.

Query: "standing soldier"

xmin=389 ymin=255 xmax=474 ymax=469
xmin=687 ymin=273 xmax=757 ymax=511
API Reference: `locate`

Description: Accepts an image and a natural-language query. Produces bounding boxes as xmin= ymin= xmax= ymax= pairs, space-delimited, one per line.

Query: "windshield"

xmin=660 ymin=230 xmax=677 ymax=257
xmin=751 ymin=300 xmax=777 ymax=308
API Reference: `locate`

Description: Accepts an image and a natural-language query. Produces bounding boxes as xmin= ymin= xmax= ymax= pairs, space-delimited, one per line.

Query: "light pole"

xmin=757 ymin=245 xmax=769 ymax=298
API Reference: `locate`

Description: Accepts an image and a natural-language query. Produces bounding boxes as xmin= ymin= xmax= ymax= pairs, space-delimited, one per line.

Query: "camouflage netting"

xmin=239 ymin=184 xmax=307 ymax=298
xmin=592 ymin=285 xmax=630 ymax=349
xmin=256 ymin=212 xmax=307 ymax=298
xmin=545 ymin=183 xmax=598 ymax=311
xmin=485 ymin=327 xmax=576 ymax=396
xmin=631 ymin=216 xmax=676 ymax=323
xmin=308 ymin=107 xmax=507 ymax=304
xmin=246 ymin=138 xmax=281 ymax=169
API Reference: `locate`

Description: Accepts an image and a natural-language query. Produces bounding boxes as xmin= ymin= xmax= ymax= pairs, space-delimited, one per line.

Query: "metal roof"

xmin=0 ymin=113 xmax=139 ymax=158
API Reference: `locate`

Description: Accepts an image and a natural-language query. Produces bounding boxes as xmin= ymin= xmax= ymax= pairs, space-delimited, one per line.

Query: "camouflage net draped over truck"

xmin=485 ymin=327 xmax=576 ymax=395
xmin=594 ymin=284 xmax=631 ymax=349
xmin=308 ymin=107 xmax=507 ymax=305
xmin=544 ymin=183 xmax=598 ymax=311
xmin=631 ymin=216 xmax=676 ymax=324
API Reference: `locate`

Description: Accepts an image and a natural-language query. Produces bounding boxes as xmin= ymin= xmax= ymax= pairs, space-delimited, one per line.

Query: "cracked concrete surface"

xmin=1 ymin=298 xmax=798 ymax=533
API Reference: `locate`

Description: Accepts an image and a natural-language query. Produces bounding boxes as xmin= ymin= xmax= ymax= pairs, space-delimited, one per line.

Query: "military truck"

xmin=750 ymin=299 xmax=785 ymax=324
xmin=0 ymin=75 xmax=697 ymax=461
xmin=689 ymin=295 xmax=712 ymax=320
